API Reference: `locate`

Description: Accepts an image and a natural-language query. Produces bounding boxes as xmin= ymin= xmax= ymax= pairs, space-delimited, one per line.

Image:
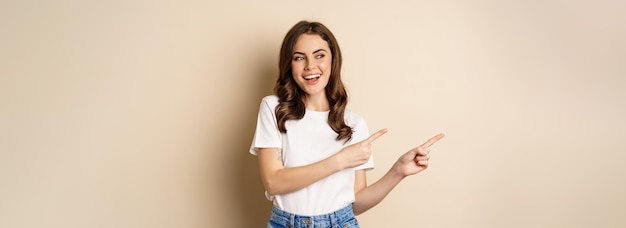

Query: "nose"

xmin=304 ymin=60 xmax=314 ymax=71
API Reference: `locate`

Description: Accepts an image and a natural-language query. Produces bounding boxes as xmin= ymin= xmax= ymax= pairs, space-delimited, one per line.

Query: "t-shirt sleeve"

xmin=249 ymin=96 xmax=282 ymax=155
xmin=351 ymin=117 xmax=375 ymax=170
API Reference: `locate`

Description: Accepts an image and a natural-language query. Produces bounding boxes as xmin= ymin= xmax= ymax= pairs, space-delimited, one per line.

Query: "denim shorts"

xmin=267 ymin=204 xmax=359 ymax=228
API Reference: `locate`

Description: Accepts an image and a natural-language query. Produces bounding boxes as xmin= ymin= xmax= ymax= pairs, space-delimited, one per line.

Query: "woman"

xmin=250 ymin=20 xmax=444 ymax=228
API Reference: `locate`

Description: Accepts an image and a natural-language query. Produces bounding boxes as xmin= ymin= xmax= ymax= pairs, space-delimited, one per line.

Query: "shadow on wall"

xmin=227 ymin=47 xmax=276 ymax=227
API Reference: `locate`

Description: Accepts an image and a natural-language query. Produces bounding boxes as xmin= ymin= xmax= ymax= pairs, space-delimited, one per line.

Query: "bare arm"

xmin=353 ymin=133 xmax=445 ymax=215
xmin=257 ymin=129 xmax=389 ymax=196
xmin=257 ymin=148 xmax=343 ymax=195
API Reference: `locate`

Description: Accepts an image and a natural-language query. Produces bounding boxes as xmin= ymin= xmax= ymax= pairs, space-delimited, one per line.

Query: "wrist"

xmin=390 ymin=162 xmax=407 ymax=179
xmin=329 ymin=153 xmax=345 ymax=171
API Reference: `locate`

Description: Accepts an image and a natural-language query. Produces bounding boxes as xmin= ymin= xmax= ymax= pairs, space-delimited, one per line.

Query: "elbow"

xmin=265 ymin=187 xmax=278 ymax=197
xmin=264 ymin=179 xmax=295 ymax=196
xmin=263 ymin=179 xmax=281 ymax=196
xmin=352 ymin=205 xmax=367 ymax=216
xmin=260 ymin=170 xmax=298 ymax=196
xmin=353 ymin=209 xmax=362 ymax=216
xmin=352 ymin=196 xmax=374 ymax=216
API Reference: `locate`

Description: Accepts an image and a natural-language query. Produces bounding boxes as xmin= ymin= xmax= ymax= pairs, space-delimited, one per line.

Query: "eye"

xmin=316 ymin=54 xmax=325 ymax=59
xmin=293 ymin=56 xmax=304 ymax=61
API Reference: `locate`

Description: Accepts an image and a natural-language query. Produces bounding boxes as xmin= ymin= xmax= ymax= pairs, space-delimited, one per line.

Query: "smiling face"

xmin=291 ymin=34 xmax=332 ymax=98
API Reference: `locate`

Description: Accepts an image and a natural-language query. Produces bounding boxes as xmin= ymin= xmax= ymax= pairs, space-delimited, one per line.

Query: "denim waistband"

xmin=269 ymin=204 xmax=355 ymax=227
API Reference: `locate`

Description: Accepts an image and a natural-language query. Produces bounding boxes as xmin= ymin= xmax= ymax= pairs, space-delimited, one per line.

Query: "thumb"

xmin=363 ymin=128 xmax=388 ymax=144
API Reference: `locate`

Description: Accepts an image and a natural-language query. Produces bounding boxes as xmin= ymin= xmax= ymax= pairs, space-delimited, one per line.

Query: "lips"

xmin=304 ymin=74 xmax=321 ymax=80
xmin=303 ymin=74 xmax=321 ymax=85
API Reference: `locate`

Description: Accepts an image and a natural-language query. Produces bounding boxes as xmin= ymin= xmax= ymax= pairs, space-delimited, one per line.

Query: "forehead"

xmin=293 ymin=34 xmax=330 ymax=53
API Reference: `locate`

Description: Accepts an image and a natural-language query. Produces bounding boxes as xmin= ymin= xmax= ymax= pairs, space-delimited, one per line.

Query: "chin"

xmin=304 ymin=90 xmax=325 ymax=97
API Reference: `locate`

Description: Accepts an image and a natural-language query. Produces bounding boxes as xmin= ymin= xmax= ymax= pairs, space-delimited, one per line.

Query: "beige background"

xmin=1 ymin=0 xmax=625 ymax=227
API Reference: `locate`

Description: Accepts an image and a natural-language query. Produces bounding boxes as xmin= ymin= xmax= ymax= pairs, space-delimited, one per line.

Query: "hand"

xmin=336 ymin=128 xmax=388 ymax=169
xmin=394 ymin=133 xmax=445 ymax=177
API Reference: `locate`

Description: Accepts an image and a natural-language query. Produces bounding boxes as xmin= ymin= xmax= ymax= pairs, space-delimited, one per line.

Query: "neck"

xmin=304 ymin=93 xmax=330 ymax=111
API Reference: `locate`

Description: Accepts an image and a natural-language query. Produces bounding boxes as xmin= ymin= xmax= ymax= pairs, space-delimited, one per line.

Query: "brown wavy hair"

xmin=274 ymin=20 xmax=353 ymax=142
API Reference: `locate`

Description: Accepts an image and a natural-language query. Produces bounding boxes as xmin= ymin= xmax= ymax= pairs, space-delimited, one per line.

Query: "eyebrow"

xmin=293 ymin=49 xmax=327 ymax=55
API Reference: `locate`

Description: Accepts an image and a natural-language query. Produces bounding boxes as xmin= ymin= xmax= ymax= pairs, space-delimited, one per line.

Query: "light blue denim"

xmin=267 ymin=204 xmax=359 ymax=228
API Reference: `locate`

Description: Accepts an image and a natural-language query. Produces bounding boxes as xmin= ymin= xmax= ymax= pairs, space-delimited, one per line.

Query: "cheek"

xmin=291 ymin=62 xmax=302 ymax=74
xmin=321 ymin=59 xmax=332 ymax=71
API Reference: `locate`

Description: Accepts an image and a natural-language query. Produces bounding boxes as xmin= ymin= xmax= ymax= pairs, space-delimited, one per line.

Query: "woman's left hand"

xmin=394 ymin=133 xmax=445 ymax=177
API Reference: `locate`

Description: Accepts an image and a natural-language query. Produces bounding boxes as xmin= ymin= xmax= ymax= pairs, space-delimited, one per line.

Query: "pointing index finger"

xmin=420 ymin=133 xmax=445 ymax=148
xmin=364 ymin=128 xmax=388 ymax=144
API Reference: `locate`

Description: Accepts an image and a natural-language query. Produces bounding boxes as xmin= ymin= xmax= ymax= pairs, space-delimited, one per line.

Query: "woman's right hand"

xmin=335 ymin=128 xmax=388 ymax=169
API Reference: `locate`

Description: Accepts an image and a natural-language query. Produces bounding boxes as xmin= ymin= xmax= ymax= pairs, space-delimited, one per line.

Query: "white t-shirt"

xmin=249 ymin=95 xmax=374 ymax=216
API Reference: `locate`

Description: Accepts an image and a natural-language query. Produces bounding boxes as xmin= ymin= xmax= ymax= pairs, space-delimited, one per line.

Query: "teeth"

xmin=304 ymin=74 xmax=321 ymax=80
